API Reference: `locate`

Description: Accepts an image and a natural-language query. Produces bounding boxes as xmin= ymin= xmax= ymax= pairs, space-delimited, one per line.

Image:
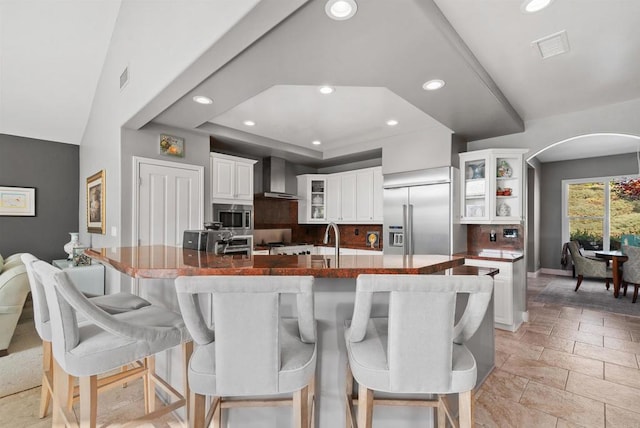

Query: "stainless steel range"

xmin=267 ymin=242 xmax=313 ymax=255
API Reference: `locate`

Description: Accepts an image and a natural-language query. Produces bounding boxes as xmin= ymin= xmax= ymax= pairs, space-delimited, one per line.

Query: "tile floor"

xmin=475 ymin=275 xmax=640 ymax=428
xmin=3 ymin=274 xmax=640 ymax=427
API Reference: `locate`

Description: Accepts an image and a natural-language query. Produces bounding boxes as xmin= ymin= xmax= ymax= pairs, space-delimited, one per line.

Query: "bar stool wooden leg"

xmin=189 ymin=391 xmax=205 ymax=428
xmin=144 ymin=355 xmax=156 ymax=413
xmin=437 ymin=395 xmax=446 ymax=428
xmin=79 ymin=375 xmax=98 ymax=428
xmin=345 ymin=367 xmax=354 ymax=428
xmin=182 ymin=341 xmax=193 ymax=419
xmin=212 ymin=397 xmax=222 ymax=428
xmin=52 ymin=359 xmax=76 ymax=428
xmin=293 ymin=385 xmax=309 ymax=428
xmin=39 ymin=341 xmax=53 ymax=418
xmin=357 ymin=384 xmax=373 ymax=428
xmin=458 ymin=390 xmax=473 ymax=428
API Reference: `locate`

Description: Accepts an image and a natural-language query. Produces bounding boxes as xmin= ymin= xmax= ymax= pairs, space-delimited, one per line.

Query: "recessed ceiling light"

xmin=422 ymin=79 xmax=445 ymax=91
xmin=386 ymin=119 xmax=399 ymax=126
xmin=325 ymin=0 xmax=357 ymax=21
xmin=319 ymin=86 xmax=334 ymax=95
xmin=312 ymin=140 xmax=322 ymax=146
xmin=521 ymin=0 xmax=553 ymax=13
xmin=243 ymin=120 xmax=256 ymax=126
xmin=192 ymin=95 xmax=213 ymax=105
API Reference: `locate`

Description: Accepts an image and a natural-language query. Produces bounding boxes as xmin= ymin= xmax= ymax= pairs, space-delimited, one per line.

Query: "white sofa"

xmin=0 ymin=253 xmax=30 ymax=356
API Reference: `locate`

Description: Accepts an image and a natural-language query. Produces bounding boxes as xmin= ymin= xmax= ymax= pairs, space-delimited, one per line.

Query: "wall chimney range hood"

xmin=261 ymin=157 xmax=298 ymax=199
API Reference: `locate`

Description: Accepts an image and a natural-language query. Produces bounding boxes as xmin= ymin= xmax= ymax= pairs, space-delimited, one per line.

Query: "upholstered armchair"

xmin=567 ymin=241 xmax=613 ymax=292
xmin=0 ymin=253 xmax=31 ymax=356
xmin=622 ymin=245 xmax=640 ymax=303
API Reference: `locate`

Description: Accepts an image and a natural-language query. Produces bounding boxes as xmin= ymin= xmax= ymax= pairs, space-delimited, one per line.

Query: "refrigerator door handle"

xmin=408 ymin=204 xmax=414 ymax=255
xmin=402 ymin=204 xmax=408 ymax=256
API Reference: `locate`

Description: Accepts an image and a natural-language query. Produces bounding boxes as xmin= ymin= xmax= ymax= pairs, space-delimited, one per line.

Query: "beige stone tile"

xmin=574 ymin=342 xmax=639 ymax=368
xmin=552 ymin=326 xmax=604 ymax=347
xmin=0 ymin=387 xmax=52 ymax=428
xmin=520 ymin=331 xmax=575 ymax=353
xmin=605 ymin=362 xmax=640 ymax=390
xmin=631 ymin=330 xmax=640 ymax=343
xmin=495 ymin=327 xmax=526 ymax=341
xmin=494 ymin=350 xmax=510 ymax=369
xmin=605 ymin=404 xmax=640 ymax=428
xmin=559 ymin=306 xmax=583 ymax=317
xmin=530 ymin=307 xmax=561 ymax=320
xmin=539 ymin=348 xmax=603 ymax=379
xmin=603 ymin=316 xmax=638 ymax=330
xmin=555 ymin=419 xmax=589 ymax=428
xmin=477 ymin=368 xmax=528 ymax=402
xmin=566 ymin=371 xmax=640 ymax=413
xmin=520 ymin=381 xmax=605 ymax=427
xmin=582 ymin=308 xmax=610 ymax=319
xmin=521 ymin=321 xmax=554 ymax=335
xmin=604 ymin=336 xmax=640 ymax=354
xmin=500 ymin=355 xmax=568 ymax=389
xmin=474 ymin=391 xmax=557 ymax=428
xmin=578 ymin=316 xmax=605 ymax=327
xmin=495 ymin=337 xmax=544 ymax=360
xmin=579 ymin=323 xmax=631 ymax=340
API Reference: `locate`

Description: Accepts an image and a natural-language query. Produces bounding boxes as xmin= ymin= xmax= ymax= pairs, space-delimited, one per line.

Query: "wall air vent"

xmin=532 ymin=30 xmax=570 ymax=59
xmin=119 ymin=66 xmax=129 ymax=90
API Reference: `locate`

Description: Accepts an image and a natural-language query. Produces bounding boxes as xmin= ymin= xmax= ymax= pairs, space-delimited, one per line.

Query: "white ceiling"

xmin=2 ymin=0 xmax=640 ymax=164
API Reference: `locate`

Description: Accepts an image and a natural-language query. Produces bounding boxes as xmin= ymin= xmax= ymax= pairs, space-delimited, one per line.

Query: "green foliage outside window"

xmin=567 ymin=179 xmax=640 ymax=250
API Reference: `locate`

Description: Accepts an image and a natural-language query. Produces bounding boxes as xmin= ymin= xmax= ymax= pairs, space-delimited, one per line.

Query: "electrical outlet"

xmin=355 ymin=229 xmax=359 ymax=235
xmin=503 ymin=228 xmax=518 ymax=238
xmin=490 ymin=230 xmax=497 ymax=242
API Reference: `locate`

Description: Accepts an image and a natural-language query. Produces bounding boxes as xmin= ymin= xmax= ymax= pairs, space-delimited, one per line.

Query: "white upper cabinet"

xmin=298 ymin=166 xmax=383 ymax=224
xmin=297 ymin=175 xmax=327 ymax=223
xmin=459 ymin=149 xmax=527 ymax=224
xmin=210 ymin=153 xmax=257 ymax=204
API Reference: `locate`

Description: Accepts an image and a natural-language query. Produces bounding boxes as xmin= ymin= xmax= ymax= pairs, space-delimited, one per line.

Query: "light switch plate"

xmin=111 ymin=226 xmax=117 ymax=237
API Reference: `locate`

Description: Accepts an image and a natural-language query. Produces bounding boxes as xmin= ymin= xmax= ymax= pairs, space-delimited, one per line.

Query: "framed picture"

xmin=0 ymin=186 xmax=35 ymax=216
xmin=87 ymin=170 xmax=106 ymax=234
xmin=159 ymin=134 xmax=184 ymax=157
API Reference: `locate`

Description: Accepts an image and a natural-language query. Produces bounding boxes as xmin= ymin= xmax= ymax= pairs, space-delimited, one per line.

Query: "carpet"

xmin=534 ymin=277 xmax=640 ymax=317
xmin=0 ymin=308 xmax=42 ymax=398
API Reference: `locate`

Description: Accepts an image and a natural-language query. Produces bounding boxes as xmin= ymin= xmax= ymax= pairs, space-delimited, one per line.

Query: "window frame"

xmin=562 ymin=176 xmax=612 ymax=252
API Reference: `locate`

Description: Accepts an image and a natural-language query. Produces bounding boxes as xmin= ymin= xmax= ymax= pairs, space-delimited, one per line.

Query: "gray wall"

xmin=540 ymin=153 xmax=638 ymax=270
xmin=0 ymin=134 xmax=79 ymax=261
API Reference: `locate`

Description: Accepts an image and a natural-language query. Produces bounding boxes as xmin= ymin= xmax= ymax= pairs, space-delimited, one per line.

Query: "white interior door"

xmin=137 ymin=159 xmax=203 ymax=246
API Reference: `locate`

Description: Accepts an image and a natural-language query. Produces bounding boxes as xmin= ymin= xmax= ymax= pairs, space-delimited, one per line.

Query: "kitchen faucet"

xmin=323 ymin=222 xmax=340 ymax=259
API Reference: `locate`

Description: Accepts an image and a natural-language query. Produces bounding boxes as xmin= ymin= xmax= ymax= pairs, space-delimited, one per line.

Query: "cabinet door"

xmin=356 ymin=169 xmax=374 ymax=221
xmin=462 ymin=259 xmax=514 ymax=328
xmin=340 ymin=173 xmax=357 ymax=222
xmin=234 ymin=161 xmax=253 ymax=200
xmin=327 ymin=175 xmax=341 ymax=221
xmin=372 ymin=167 xmax=383 ymax=223
xmin=212 ymin=157 xmax=235 ymax=199
xmin=459 ymin=153 xmax=490 ymax=223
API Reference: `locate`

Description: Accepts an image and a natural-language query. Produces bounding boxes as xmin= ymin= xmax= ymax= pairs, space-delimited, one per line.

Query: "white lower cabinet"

xmin=463 ymin=258 xmax=525 ymax=331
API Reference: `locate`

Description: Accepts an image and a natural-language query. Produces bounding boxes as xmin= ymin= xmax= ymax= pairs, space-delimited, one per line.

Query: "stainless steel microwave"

xmin=212 ymin=204 xmax=253 ymax=233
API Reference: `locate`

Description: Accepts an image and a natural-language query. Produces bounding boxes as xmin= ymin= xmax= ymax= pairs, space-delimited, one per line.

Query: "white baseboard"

xmin=527 ymin=270 xmax=541 ymax=278
xmin=540 ymin=268 xmax=573 ymax=277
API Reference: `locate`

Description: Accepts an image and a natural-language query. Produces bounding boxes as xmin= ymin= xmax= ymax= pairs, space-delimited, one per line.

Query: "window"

xmin=563 ymin=176 xmax=640 ymax=252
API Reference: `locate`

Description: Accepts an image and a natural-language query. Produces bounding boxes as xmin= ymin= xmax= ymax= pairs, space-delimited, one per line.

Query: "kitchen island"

xmin=87 ymin=246 xmax=495 ymax=428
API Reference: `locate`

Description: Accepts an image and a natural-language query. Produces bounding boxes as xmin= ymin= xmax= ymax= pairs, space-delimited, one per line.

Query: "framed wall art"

xmin=0 ymin=186 xmax=35 ymax=216
xmin=87 ymin=170 xmax=106 ymax=234
xmin=159 ymin=134 xmax=184 ymax=157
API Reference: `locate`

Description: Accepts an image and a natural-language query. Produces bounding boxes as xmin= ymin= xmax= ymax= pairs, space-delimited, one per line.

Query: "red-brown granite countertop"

xmin=454 ymin=250 xmax=524 ymax=263
xmin=86 ymin=246 xmax=464 ymax=279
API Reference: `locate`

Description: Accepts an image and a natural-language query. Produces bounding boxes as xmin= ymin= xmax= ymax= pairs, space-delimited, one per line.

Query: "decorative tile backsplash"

xmin=253 ymin=198 xmax=383 ymax=248
xmin=467 ymin=224 xmax=524 ymax=253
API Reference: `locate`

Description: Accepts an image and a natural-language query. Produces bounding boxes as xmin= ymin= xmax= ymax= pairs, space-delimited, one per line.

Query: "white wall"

xmin=79 ymin=1 xmax=259 ymax=291
xmin=381 ymin=126 xmax=454 ymax=174
xmin=468 ymin=97 xmax=640 ymax=156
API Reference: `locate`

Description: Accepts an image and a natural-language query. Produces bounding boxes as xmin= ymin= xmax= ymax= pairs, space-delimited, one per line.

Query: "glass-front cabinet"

xmin=459 ymin=149 xmax=527 ymax=224
xmin=297 ymin=175 xmax=327 ymax=223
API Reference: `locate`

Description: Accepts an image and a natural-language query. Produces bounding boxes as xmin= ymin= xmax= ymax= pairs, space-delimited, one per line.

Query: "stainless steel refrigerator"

xmin=383 ymin=166 xmax=465 ymax=256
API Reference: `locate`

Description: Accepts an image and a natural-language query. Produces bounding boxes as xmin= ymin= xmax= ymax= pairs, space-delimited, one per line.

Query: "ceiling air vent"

xmin=532 ymin=30 xmax=570 ymax=59
xmin=119 ymin=66 xmax=129 ymax=90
